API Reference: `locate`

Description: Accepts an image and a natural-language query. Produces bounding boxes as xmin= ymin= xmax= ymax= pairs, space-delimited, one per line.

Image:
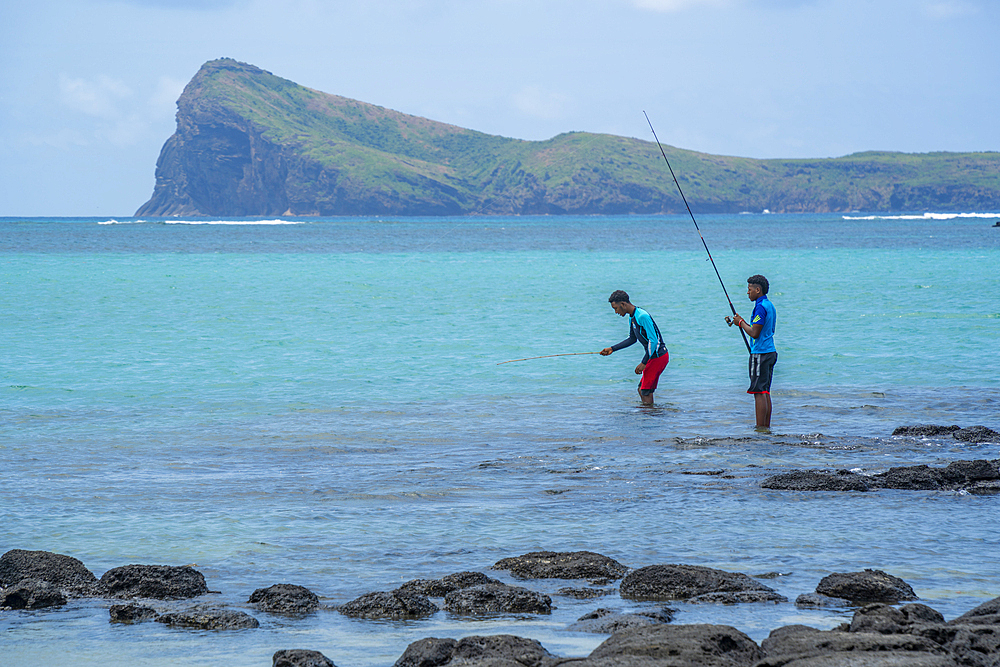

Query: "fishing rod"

xmin=643 ymin=111 xmax=751 ymax=354
xmin=497 ymin=352 xmax=600 ymax=365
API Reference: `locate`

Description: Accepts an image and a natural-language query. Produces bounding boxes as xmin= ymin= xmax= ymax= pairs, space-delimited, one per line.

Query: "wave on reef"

xmin=98 ymin=219 xmax=306 ymax=225
xmin=842 ymin=212 xmax=1000 ymax=220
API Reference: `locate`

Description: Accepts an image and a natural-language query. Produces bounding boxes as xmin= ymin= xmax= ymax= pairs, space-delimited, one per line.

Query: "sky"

xmin=1 ymin=0 xmax=997 ymax=216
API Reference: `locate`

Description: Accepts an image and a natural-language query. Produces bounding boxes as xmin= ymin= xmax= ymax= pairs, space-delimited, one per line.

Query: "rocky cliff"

xmin=137 ymin=59 xmax=1000 ymax=216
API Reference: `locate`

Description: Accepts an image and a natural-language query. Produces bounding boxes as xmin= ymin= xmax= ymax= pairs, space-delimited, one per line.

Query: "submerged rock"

xmin=892 ymin=425 xmax=961 ymax=437
xmin=619 ymin=564 xmax=784 ymax=602
xmin=0 ymin=549 xmax=98 ymax=596
xmin=443 ymin=583 xmax=552 ymax=614
xmin=554 ymin=586 xmax=616 ymax=599
xmin=249 ymin=583 xmax=320 ymax=614
xmin=396 ymin=571 xmax=502 ymax=597
xmin=393 ymin=635 xmax=552 ymax=667
xmin=492 ymin=551 xmax=629 ymax=580
xmin=272 ymin=649 xmax=337 ymax=667
xmin=763 ymin=460 xmax=1000 ymax=494
xmin=795 ymin=592 xmax=853 ymax=608
xmin=98 ymin=564 xmax=210 ymax=599
xmin=109 ymin=603 xmax=159 ymax=623
xmin=0 ymin=578 xmax=67 ymax=609
xmin=815 ymin=569 xmax=917 ymax=603
xmin=339 ymin=590 xmax=439 ymax=619
xmin=157 ymin=608 xmax=259 ymax=630
xmin=567 ymin=607 xmax=675 ymax=634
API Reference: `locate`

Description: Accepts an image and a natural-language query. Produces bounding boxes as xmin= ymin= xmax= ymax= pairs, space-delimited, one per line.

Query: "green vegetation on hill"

xmin=136 ymin=59 xmax=1000 ymax=217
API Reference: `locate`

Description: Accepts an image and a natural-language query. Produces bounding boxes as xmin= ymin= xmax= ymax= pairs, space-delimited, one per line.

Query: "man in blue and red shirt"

xmin=600 ymin=290 xmax=669 ymax=405
xmin=727 ymin=275 xmax=777 ymax=429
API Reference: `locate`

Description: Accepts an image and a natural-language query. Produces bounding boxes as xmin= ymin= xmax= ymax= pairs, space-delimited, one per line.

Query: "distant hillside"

xmin=137 ymin=59 xmax=1000 ymax=216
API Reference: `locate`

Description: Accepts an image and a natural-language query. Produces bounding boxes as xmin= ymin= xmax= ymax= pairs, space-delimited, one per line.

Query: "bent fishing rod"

xmin=643 ymin=112 xmax=751 ymax=354
xmin=497 ymin=351 xmax=600 ymax=365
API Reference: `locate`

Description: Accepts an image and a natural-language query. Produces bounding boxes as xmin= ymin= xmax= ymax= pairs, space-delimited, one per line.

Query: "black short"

xmin=748 ymin=352 xmax=777 ymax=394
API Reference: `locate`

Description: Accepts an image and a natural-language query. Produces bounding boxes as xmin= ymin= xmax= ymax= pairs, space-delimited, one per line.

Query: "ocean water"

xmin=1 ymin=213 xmax=998 ymax=666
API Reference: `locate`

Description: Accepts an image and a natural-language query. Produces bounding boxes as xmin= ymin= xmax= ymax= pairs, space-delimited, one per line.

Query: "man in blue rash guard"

xmin=600 ymin=290 xmax=669 ymax=405
xmin=726 ymin=275 xmax=777 ymax=429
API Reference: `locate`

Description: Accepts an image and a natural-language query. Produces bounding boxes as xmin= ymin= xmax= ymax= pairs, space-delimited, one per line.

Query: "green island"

xmin=137 ymin=58 xmax=1000 ymax=216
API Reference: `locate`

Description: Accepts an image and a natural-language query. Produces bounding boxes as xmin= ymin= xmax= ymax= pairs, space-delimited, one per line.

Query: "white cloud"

xmin=512 ymin=85 xmax=569 ymax=120
xmin=630 ymin=0 xmax=730 ymax=12
xmin=920 ymin=1 xmax=977 ymax=19
xmin=59 ymin=74 xmax=133 ymax=119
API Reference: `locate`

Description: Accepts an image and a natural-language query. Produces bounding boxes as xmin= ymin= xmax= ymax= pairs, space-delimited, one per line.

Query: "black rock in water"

xmin=0 ymin=578 xmax=67 ymax=609
xmin=157 ymin=608 xmax=259 ymax=630
xmin=620 ymin=564 xmax=784 ymax=602
xmin=585 ymin=624 xmax=765 ymax=666
xmin=0 ymin=549 xmax=98 ymax=596
xmin=109 ymin=603 xmax=159 ymax=623
xmin=815 ymin=569 xmax=917 ymax=603
xmin=393 ymin=635 xmax=552 ymax=667
xmin=272 ymin=649 xmax=337 ymax=667
xmin=249 ymin=583 xmax=320 ymax=614
xmin=762 ymin=470 xmax=871 ymax=492
xmin=98 ymin=564 xmax=210 ymax=600
xmin=395 ymin=571 xmax=502 ymax=597
xmin=892 ymin=425 xmax=961 ymax=436
xmin=339 ymin=590 xmax=439 ymax=619
xmin=953 ymin=425 xmax=1000 ymax=443
xmin=492 ymin=550 xmax=629 ymax=580
xmin=567 ymin=607 xmax=675 ymax=634
xmin=443 ymin=583 xmax=552 ymax=614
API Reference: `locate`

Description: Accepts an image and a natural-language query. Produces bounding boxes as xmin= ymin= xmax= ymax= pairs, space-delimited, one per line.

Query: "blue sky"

xmin=1 ymin=0 xmax=997 ymax=215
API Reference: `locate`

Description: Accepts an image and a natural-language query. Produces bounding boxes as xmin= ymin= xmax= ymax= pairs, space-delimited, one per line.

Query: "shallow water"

xmin=1 ymin=213 xmax=998 ymax=666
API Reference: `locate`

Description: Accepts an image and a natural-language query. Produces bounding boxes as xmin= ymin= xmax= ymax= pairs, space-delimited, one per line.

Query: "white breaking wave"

xmin=843 ymin=212 xmax=1000 ymax=220
xmin=98 ymin=219 xmax=305 ymax=225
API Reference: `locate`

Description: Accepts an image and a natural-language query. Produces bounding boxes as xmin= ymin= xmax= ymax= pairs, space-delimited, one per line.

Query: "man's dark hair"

xmin=608 ymin=290 xmax=630 ymax=304
xmin=747 ymin=275 xmax=769 ymax=294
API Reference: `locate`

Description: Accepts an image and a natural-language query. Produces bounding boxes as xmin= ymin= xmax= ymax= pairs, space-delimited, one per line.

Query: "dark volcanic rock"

xmin=953 ymin=426 xmax=1000 ymax=443
xmin=109 ymin=603 xmax=159 ymax=623
xmin=619 ymin=564 xmax=782 ymax=602
xmin=762 ymin=470 xmax=872 ymax=491
xmin=394 ymin=635 xmax=553 ymax=667
xmin=0 ymin=578 xmax=67 ymax=609
xmin=688 ymin=590 xmax=787 ymax=604
xmin=249 ymin=583 xmax=320 ymax=614
xmin=492 ymin=551 xmax=629 ymax=580
xmin=98 ymin=564 xmax=210 ymax=599
xmin=443 ymin=583 xmax=552 ymax=614
xmin=339 ymin=590 xmax=439 ymax=619
xmin=396 ymin=572 xmax=502 ymax=597
xmin=567 ymin=607 xmax=675 ymax=634
xmin=875 ymin=464 xmax=949 ymax=490
xmin=849 ymin=603 xmax=945 ymax=634
xmin=157 ymin=608 xmax=259 ymax=630
xmin=815 ymin=569 xmax=917 ymax=603
xmin=758 ymin=625 xmax=952 ymax=667
xmin=273 ymin=649 xmax=337 ymax=667
xmin=0 ymin=549 xmax=98 ymax=595
xmin=795 ymin=593 xmax=853 ymax=608
xmin=949 ymin=595 xmax=1000 ymax=626
xmin=554 ymin=586 xmax=616 ymax=599
xmin=583 ymin=624 xmax=765 ymax=666
xmin=892 ymin=425 xmax=961 ymax=437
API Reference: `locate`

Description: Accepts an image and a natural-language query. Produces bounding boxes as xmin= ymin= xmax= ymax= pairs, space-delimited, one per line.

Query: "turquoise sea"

xmin=1 ymin=213 xmax=998 ymax=666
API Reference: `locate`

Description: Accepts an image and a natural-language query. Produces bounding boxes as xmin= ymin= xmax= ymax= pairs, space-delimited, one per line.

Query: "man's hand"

xmin=600 ymin=347 xmax=614 ymax=356
xmin=634 ymin=363 xmax=645 ymax=375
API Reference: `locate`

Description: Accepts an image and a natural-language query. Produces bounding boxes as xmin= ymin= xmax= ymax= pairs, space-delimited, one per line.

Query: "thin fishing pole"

xmin=497 ymin=352 xmax=600 ymax=365
xmin=643 ymin=111 xmax=751 ymax=354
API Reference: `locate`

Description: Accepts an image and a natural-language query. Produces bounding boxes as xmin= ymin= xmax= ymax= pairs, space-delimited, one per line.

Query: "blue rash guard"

xmin=611 ymin=307 xmax=667 ymax=364
xmin=749 ymin=294 xmax=776 ymax=354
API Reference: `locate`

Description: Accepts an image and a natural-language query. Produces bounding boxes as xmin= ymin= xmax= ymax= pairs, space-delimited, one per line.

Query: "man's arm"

xmin=601 ymin=329 xmax=637 ymax=356
xmin=730 ymin=305 xmax=764 ymax=339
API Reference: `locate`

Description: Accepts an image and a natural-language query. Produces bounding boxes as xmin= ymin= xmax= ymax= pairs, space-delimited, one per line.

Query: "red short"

xmin=639 ymin=352 xmax=669 ymax=395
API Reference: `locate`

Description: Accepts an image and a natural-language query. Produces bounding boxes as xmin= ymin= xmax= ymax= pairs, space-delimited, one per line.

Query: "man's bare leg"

xmin=638 ymin=388 xmax=654 ymax=405
xmin=754 ymin=393 xmax=771 ymax=429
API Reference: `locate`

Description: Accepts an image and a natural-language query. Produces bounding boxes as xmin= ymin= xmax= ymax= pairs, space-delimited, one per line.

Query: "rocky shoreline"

xmin=2 ymin=548 xmax=997 ymax=666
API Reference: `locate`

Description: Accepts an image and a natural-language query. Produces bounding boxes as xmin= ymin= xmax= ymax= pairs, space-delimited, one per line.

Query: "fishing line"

xmin=643 ymin=111 xmax=751 ymax=354
xmin=496 ymin=351 xmax=600 ymax=365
